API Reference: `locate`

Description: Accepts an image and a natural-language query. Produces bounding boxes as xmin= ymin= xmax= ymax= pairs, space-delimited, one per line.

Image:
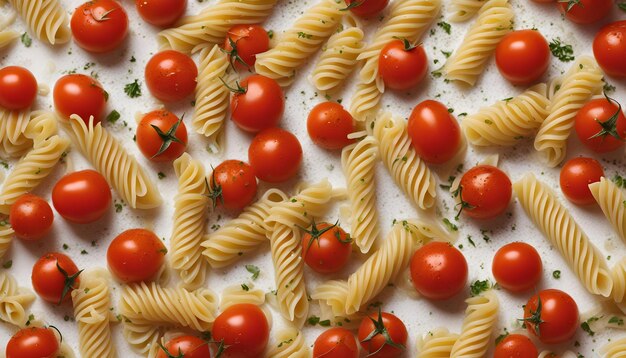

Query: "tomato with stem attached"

xmin=408 ymin=100 xmax=461 ymax=164
xmin=313 ymin=327 xmax=358 ymax=358
xmin=0 ymin=66 xmax=38 ymax=110
xmin=301 ymin=221 xmax=352 ymax=274
xmin=410 ymin=242 xmax=468 ymax=300
xmin=495 ymin=29 xmax=550 ymax=85
xmin=209 ymin=160 xmax=258 ymax=211
xmin=456 ymin=165 xmax=512 ymax=220
xmin=594 ymin=21 xmax=626 ymax=78
xmin=228 ymin=75 xmax=284 ymax=133
xmin=307 ymin=102 xmax=355 ymax=150
xmin=494 ymin=334 xmax=538 ymax=358
xmin=212 ymin=303 xmax=269 ymax=357
xmin=52 ymin=170 xmax=111 ymax=224
xmin=136 ymin=110 xmax=188 ymax=162
xmin=492 ymin=242 xmax=542 ymax=292
xmin=248 ymin=128 xmax=302 ymax=183
xmin=557 ymin=0 xmax=612 ymax=24
xmin=343 ymin=0 xmax=389 ymax=17
xmin=155 ymin=335 xmax=211 ymax=358
xmin=135 ymin=0 xmax=186 ymax=27
xmin=357 ymin=309 xmax=407 ymax=358
xmin=379 ymin=39 xmax=428 ymax=90
xmin=6 ymin=327 xmax=60 ymax=358
xmin=53 ymin=74 xmax=107 ymax=123
xmin=222 ymin=25 xmax=270 ymax=71
xmin=559 ymin=157 xmax=604 ymax=206
xmin=10 ymin=194 xmax=54 ymax=241
xmin=31 ymin=252 xmax=82 ymax=304
xmin=71 ymin=0 xmax=129 ymax=53
xmin=145 ymin=50 xmax=198 ymax=102
xmin=574 ymin=96 xmax=626 ymax=153
xmin=522 ymin=289 xmax=578 ymax=344
xmin=107 ymin=228 xmax=167 ymax=283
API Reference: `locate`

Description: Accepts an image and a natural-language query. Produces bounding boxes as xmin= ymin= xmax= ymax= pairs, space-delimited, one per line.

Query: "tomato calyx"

xmin=558 ymin=0 xmax=583 ymax=12
xmin=588 ymin=94 xmax=625 ymax=142
xmin=340 ymin=0 xmax=364 ymax=11
xmin=213 ymin=338 xmax=229 ymax=358
xmin=361 ymin=308 xmax=405 ymax=356
xmin=220 ymin=78 xmax=247 ymax=95
xmin=206 ymin=171 xmax=223 ymax=209
xmin=221 ymin=37 xmax=250 ymax=71
xmin=519 ymin=295 xmax=544 ymax=336
xmin=392 ymin=36 xmax=419 ymax=51
xmin=452 ymin=186 xmax=475 ymax=220
xmin=150 ymin=115 xmax=185 ymax=158
xmin=94 ymin=8 xmax=116 ymax=22
xmin=157 ymin=341 xmax=185 ymax=358
xmin=299 ymin=220 xmax=351 ymax=256
xmin=56 ymin=261 xmax=83 ymax=305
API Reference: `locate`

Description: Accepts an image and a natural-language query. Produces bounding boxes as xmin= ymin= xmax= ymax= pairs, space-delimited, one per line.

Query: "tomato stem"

xmin=220 ymin=37 xmax=251 ymax=72
xmin=452 ymin=186 xmax=475 ymax=220
xmin=55 ymin=261 xmax=83 ymax=305
xmin=588 ymin=93 xmax=625 ymax=142
xmin=558 ymin=0 xmax=583 ymax=12
xmin=220 ymin=77 xmax=247 ymax=94
xmin=518 ymin=295 xmax=544 ymax=336
xmin=94 ymin=8 xmax=116 ymax=22
xmin=340 ymin=0 xmax=363 ymax=11
xmin=392 ymin=36 xmax=420 ymax=51
xmin=361 ymin=308 xmax=406 ymax=356
xmin=298 ymin=219 xmax=343 ymax=257
xmin=157 ymin=342 xmax=185 ymax=358
xmin=151 ymin=114 xmax=185 ymax=158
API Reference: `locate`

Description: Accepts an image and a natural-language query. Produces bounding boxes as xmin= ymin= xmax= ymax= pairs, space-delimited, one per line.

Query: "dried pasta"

xmin=449 ymin=0 xmax=487 ymax=22
xmin=611 ymin=258 xmax=626 ymax=312
xmin=0 ymin=108 xmax=32 ymax=158
xmin=0 ymin=222 xmax=13 ymax=259
xmin=589 ymin=177 xmax=626 ymax=244
xmin=513 ymin=173 xmax=613 ymax=297
xmin=0 ymin=270 xmax=35 ymax=326
xmin=266 ymin=327 xmax=310 ymax=358
xmin=416 ymin=328 xmax=459 ymax=358
xmin=8 ymin=0 xmax=71 ymax=45
xmin=602 ymin=336 xmax=626 ymax=358
xmin=0 ymin=30 xmax=18 ymax=49
xmin=311 ymin=280 xmax=352 ymax=321
xmin=122 ymin=317 xmax=162 ymax=357
xmin=219 ymin=284 xmax=265 ymax=311
xmin=449 ymin=290 xmax=499 ymax=357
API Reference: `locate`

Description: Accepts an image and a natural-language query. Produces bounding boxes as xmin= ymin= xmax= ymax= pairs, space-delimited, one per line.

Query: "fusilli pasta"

xmin=602 ymin=336 xmax=626 ymax=358
xmin=9 ymin=0 xmax=71 ymax=45
xmin=0 ymin=108 xmax=32 ymax=158
xmin=0 ymin=30 xmax=18 ymax=49
xmin=611 ymin=258 xmax=626 ymax=313
xmin=266 ymin=327 xmax=310 ymax=358
xmin=122 ymin=317 xmax=162 ymax=357
xmin=0 ymin=270 xmax=35 ymax=326
xmin=0 ymin=223 xmax=13 ymax=259
xmin=219 ymin=284 xmax=265 ymax=311
xmin=449 ymin=0 xmax=487 ymax=22
xmin=449 ymin=290 xmax=499 ymax=357
xmin=416 ymin=328 xmax=459 ymax=358
xmin=589 ymin=177 xmax=626 ymax=244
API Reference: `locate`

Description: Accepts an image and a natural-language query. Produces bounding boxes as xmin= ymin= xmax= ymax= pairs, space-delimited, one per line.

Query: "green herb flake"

xmin=157 ymin=172 xmax=166 ymax=179
xmin=470 ymin=279 xmax=491 ymax=296
xmin=549 ymin=38 xmax=575 ymax=62
xmin=246 ymin=264 xmax=260 ymax=280
xmin=437 ymin=21 xmax=451 ymax=35
xmin=609 ymin=316 xmax=624 ymax=326
xmin=21 ymin=33 xmax=32 ymax=47
xmin=442 ymin=218 xmax=458 ymax=231
xmin=106 ymin=110 xmax=121 ymax=123
xmin=2 ymin=260 xmax=12 ymax=269
xmin=241 ymin=283 xmax=249 ymax=291
xmin=124 ymin=79 xmax=142 ymax=98
xmin=553 ymin=270 xmax=561 ymax=279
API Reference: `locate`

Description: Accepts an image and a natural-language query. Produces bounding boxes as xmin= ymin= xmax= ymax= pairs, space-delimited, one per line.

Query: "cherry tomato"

xmin=31 ymin=252 xmax=81 ymax=304
xmin=302 ymin=222 xmax=352 ymax=274
xmin=223 ymin=25 xmax=270 ymax=70
xmin=410 ymin=242 xmax=468 ymax=300
xmin=378 ymin=40 xmax=428 ymax=90
xmin=344 ymin=0 xmax=389 ymax=17
xmin=594 ymin=21 xmax=626 ymax=78
xmin=523 ymin=289 xmax=578 ymax=344
xmin=248 ymin=128 xmax=302 ymax=183
xmin=307 ymin=102 xmax=355 ymax=150
xmin=559 ymin=157 xmax=604 ymax=206
xmin=313 ymin=327 xmax=358 ymax=358
xmin=136 ymin=0 xmax=186 ymax=27
xmin=155 ymin=335 xmax=210 ymax=358
xmin=492 ymin=242 xmax=542 ymax=292
xmin=494 ymin=334 xmax=538 ymax=358
xmin=209 ymin=160 xmax=258 ymax=211
xmin=357 ymin=310 xmax=407 ymax=358
xmin=230 ymin=75 xmax=284 ymax=133
xmin=458 ymin=165 xmax=512 ymax=219
xmin=9 ymin=194 xmax=54 ymax=241
xmin=6 ymin=327 xmax=60 ymax=358
xmin=52 ymin=170 xmax=111 ymax=224
xmin=495 ymin=29 xmax=550 ymax=85
xmin=0 ymin=66 xmax=37 ymax=110
xmin=212 ymin=303 xmax=269 ymax=358
xmin=557 ymin=0 xmax=611 ymax=24
xmin=574 ymin=97 xmax=626 ymax=153
xmin=408 ymin=100 xmax=461 ymax=164
xmin=53 ymin=74 xmax=107 ymax=123
xmin=71 ymin=0 xmax=129 ymax=53
xmin=145 ymin=50 xmax=198 ymax=102
xmin=107 ymin=228 xmax=166 ymax=283
xmin=136 ymin=109 xmax=188 ymax=162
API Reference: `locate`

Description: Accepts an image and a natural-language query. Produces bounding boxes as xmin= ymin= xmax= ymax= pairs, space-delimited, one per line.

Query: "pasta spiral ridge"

xmin=254 ymin=0 xmax=343 ymax=87
xmin=0 ymin=108 xmax=32 ymax=158
xmin=513 ymin=173 xmax=613 ymax=297
xmin=416 ymin=328 xmax=459 ymax=358
xmin=311 ymin=280 xmax=351 ymax=320
xmin=373 ymin=112 xmax=436 ymax=210
xmin=267 ymin=327 xmax=310 ymax=358
xmin=611 ymin=258 xmax=626 ymax=312
xmin=201 ymin=188 xmax=287 ymax=268
xmin=602 ymin=336 xmax=626 ymax=358
xmin=0 ymin=270 xmax=35 ymax=327
xmin=122 ymin=318 xmax=162 ymax=357
xmin=589 ymin=177 xmax=626 ymax=244
xmin=65 ymin=115 xmax=162 ymax=209
xmin=449 ymin=0 xmax=487 ymax=22
xmin=0 ymin=224 xmax=12 ymax=260
xmin=450 ymin=290 xmax=499 ymax=357
xmin=443 ymin=0 xmax=513 ymax=86
xmin=219 ymin=284 xmax=265 ymax=311
xmin=0 ymin=30 xmax=18 ymax=49
xmin=8 ymin=0 xmax=70 ymax=45
xmin=534 ymin=56 xmax=603 ymax=167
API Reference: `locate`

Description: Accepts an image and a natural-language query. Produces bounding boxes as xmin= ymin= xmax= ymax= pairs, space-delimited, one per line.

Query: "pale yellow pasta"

xmin=311 ymin=280 xmax=352 ymax=320
xmin=0 ymin=30 xmax=18 ymax=49
xmin=450 ymin=290 xmax=499 ymax=357
xmin=0 ymin=107 xmax=31 ymax=158
xmin=158 ymin=0 xmax=278 ymax=53
xmin=9 ymin=0 xmax=70 ymax=45
xmin=450 ymin=0 xmax=487 ymax=21
xmin=443 ymin=0 xmax=513 ymax=86
xmin=122 ymin=318 xmax=162 ymax=357
xmin=65 ymin=115 xmax=162 ymax=209
xmin=201 ymin=188 xmax=287 ymax=268
xmin=219 ymin=284 xmax=265 ymax=311
xmin=589 ymin=177 xmax=626 ymax=244
xmin=611 ymin=258 xmax=626 ymax=313
xmin=602 ymin=336 xmax=626 ymax=358
xmin=267 ymin=327 xmax=310 ymax=358
xmin=534 ymin=56 xmax=603 ymax=167
xmin=513 ymin=173 xmax=613 ymax=297
xmin=462 ymin=83 xmax=550 ymax=146
xmin=0 ymin=222 xmax=13 ymax=259
xmin=373 ymin=112 xmax=436 ymax=210
xmin=0 ymin=270 xmax=35 ymax=326
xmin=71 ymin=269 xmax=115 ymax=358
xmin=170 ymin=153 xmax=210 ymax=289
xmin=416 ymin=328 xmax=459 ymax=358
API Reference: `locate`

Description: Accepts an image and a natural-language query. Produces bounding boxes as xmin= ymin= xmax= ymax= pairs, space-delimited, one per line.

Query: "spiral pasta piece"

xmin=443 ymin=0 xmax=513 ymax=86
xmin=71 ymin=269 xmax=115 ymax=358
xmin=602 ymin=336 xmax=626 ymax=358
xmin=0 ymin=108 xmax=32 ymax=158
xmin=373 ymin=112 xmax=436 ymax=210
xmin=254 ymin=0 xmax=343 ymax=87
xmin=0 ymin=224 xmax=12 ymax=259
xmin=611 ymin=258 xmax=626 ymax=312
xmin=0 ymin=271 xmax=35 ymax=327
xmin=416 ymin=328 xmax=460 ymax=358
xmin=0 ymin=30 xmax=18 ymax=49
xmin=350 ymin=0 xmax=441 ymax=120
xmin=342 ymin=133 xmax=380 ymax=253
xmin=449 ymin=0 xmax=487 ymax=21
xmin=534 ymin=56 xmax=603 ymax=167
xmin=65 ymin=115 xmax=162 ymax=209
xmin=122 ymin=318 xmax=162 ymax=357
xmin=513 ymin=173 xmax=613 ymax=297
xmin=589 ymin=177 xmax=626 ymax=244
xmin=201 ymin=188 xmax=287 ymax=268
xmin=220 ymin=284 xmax=265 ymax=311
xmin=157 ymin=0 xmax=278 ymax=53
xmin=267 ymin=327 xmax=310 ymax=358
xmin=462 ymin=83 xmax=550 ymax=146
xmin=311 ymin=280 xmax=352 ymax=320
xmin=8 ymin=0 xmax=70 ymax=45
xmin=449 ymin=290 xmax=499 ymax=357
xmin=265 ymin=179 xmax=334 ymax=326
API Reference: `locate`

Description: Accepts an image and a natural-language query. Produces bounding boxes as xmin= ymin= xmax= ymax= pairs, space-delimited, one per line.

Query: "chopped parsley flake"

xmin=124 ymin=79 xmax=142 ymax=98
xmin=549 ymin=38 xmax=575 ymax=62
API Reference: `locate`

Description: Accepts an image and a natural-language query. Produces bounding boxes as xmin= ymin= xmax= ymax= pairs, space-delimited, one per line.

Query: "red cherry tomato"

xmin=53 ymin=74 xmax=107 ymax=123
xmin=135 ymin=0 xmax=187 ymax=27
xmin=594 ymin=21 xmax=626 ymax=78
xmin=410 ymin=242 xmax=468 ymax=300
xmin=458 ymin=165 xmax=512 ymax=219
xmin=495 ymin=29 xmax=550 ymax=85
xmin=209 ymin=160 xmax=258 ymax=211
xmin=302 ymin=222 xmax=352 ymax=274
xmin=494 ymin=334 xmax=538 ymax=358
xmin=307 ymin=102 xmax=355 ymax=150
xmin=71 ymin=0 xmax=129 ymax=53
xmin=155 ymin=335 xmax=210 ymax=358
xmin=557 ymin=0 xmax=611 ymax=24
xmin=357 ymin=310 xmax=407 ymax=358
xmin=107 ymin=228 xmax=166 ymax=283
xmin=6 ymin=327 xmax=60 ymax=358
xmin=9 ymin=194 xmax=54 ymax=241
xmin=313 ymin=327 xmax=358 ymax=358
xmin=344 ymin=0 xmax=389 ymax=17
xmin=52 ymin=170 xmax=112 ymax=224
xmin=136 ymin=109 xmax=188 ymax=162
xmin=31 ymin=252 xmax=81 ymax=304
xmin=492 ymin=242 xmax=542 ymax=292
xmin=523 ymin=289 xmax=579 ymax=344
xmin=0 ymin=66 xmax=38 ymax=110
xmin=223 ymin=25 xmax=270 ymax=70
xmin=574 ymin=97 xmax=626 ymax=153
xmin=248 ymin=128 xmax=302 ymax=183
xmin=559 ymin=157 xmax=604 ymax=206
xmin=408 ymin=100 xmax=461 ymax=164
xmin=378 ymin=40 xmax=428 ymax=90
xmin=230 ymin=74 xmax=284 ymax=133
xmin=212 ymin=303 xmax=269 ymax=357
xmin=145 ymin=50 xmax=198 ymax=102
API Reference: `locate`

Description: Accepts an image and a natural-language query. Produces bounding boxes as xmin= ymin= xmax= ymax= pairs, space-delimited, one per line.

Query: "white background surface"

xmin=1 ymin=0 xmax=626 ymax=356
